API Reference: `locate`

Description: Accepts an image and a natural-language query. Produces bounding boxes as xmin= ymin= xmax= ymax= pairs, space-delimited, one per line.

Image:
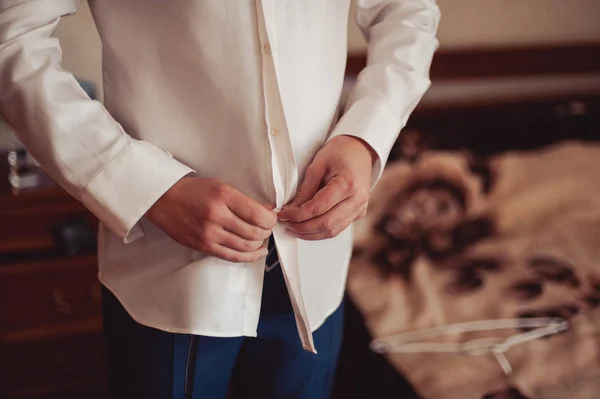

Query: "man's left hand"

xmin=278 ymin=135 xmax=377 ymax=240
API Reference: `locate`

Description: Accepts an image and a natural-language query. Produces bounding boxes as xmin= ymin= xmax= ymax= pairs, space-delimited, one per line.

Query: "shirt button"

xmin=270 ymin=127 xmax=279 ymax=136
xmin=263 ymin=43 xmax=272 ymax=55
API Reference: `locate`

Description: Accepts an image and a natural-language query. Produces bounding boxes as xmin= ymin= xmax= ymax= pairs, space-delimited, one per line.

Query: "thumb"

xmin=286 ymin=165 xmax=324 ymax=209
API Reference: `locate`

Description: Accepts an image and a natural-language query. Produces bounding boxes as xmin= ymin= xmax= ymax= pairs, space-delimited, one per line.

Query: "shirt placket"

xmin=254 ymin=0 xmax=316 ymax=353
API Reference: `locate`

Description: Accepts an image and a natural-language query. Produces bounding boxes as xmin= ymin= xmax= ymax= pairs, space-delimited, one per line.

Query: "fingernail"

xmin=278 ymin=213 xmax=289 ymax=221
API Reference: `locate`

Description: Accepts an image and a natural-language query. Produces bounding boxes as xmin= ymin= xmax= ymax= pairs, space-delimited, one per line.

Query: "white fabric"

xmin=0 ymin=0 xmax=439 ymax=352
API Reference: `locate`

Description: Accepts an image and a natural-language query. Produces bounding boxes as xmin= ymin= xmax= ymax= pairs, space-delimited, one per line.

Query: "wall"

xmin=349 ymin=0 xmax=600 ymax=53
xmin=345 ymin=0 xmax=600 ymax=107
xmin=58 ymin=1 xmax=600 ymax=92
xmin=1 ymin=0 xmax=597 ymax=148
xmin=53 ymin=3 xmax=103 ymax=99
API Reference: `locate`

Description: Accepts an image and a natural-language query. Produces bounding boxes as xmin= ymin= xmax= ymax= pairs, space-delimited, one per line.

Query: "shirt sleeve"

xmin=328 ymin=0 xmax=440 ymax=187
xmin=0 ymin=0 xmax=194 ymax=243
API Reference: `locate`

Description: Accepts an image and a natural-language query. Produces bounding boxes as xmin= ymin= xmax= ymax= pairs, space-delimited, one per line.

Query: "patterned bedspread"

xmin=348 ymin=141 xmax=600 ymax=399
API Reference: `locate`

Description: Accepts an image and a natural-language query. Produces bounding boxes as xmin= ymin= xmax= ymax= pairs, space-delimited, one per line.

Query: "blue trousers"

xmin=102 ymin=250 xmax=344 ymax=399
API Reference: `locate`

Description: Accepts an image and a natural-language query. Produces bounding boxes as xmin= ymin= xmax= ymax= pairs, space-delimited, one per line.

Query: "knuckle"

xmin=248 ymin=226 xmax=266 ymax=240
xmin=317 ymin=202 xmax=331 ymax=215
xmin=215 ymin=183 xmax=232 ymax=199
xmin=339 ymin=175 xmax=356 ymax=193
xmin=317 ymin=220 xmax=332 ymax=233
xmin=313 ymin=208 xmax=327 ymax=219
xmin=242 ymin=240 xmax=256 ymax=251
xmin=295 ymin=190 xmax=309 ymax=204
xmin=204 ymin=203 xmax=222 ymax=221
xmin=301 ymin=203 xmax=316 ymax=218
xmin=197 ymin=229 xmax=213 ymax=247
xmin=249 ymin=241 xmax=263 ymax=251
xmin=285 ymin=212 xmax=302 ymax=223
xmin=198 ymin=240 xmax=213 ymax=254
xmin=316 ymin=216 xmax=342 ymax=238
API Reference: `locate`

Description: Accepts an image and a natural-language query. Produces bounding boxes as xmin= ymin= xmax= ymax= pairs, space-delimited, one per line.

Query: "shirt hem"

xmin=309 ymin=292 xmax=345 ymax=333
xmin=99 ymin=277 xmax=259 ymax=338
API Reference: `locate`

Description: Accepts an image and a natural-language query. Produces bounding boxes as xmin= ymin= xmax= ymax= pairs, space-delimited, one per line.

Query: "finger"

xmin=209 ymin=243 xmax=269 ymax=263
xmin=214 ymin=228 xmax=264 ymax=252
xmin=284 ymin=164 xmax=324 ymax=209
xmin=221 ymin=211 xmax=273 ymax=241
xmin=228 ymin=192 xmax=278 ymax=229
xmin=286 ymin=229 xmax=345 ymax=241
xmin=279 ymin=174 xmax=352 ymax=223
xmin=284 ymin=198 xmax=360 ymax=237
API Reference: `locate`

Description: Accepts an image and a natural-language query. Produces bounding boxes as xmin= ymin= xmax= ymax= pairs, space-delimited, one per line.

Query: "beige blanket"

xmin=349 ymin=141 xmax=600 ymax=399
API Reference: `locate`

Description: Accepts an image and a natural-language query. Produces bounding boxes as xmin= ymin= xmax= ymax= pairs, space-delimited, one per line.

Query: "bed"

xmin=332 ymin=44 xmax=600 ymax=399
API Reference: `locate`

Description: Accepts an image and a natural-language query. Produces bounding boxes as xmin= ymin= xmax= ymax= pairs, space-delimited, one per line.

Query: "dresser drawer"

xmin=0 ymin=332 xmax=109 ymax=398
xmin=0 ymin=255 xmax=101 ymax=336
xmin=0 ymin=185 xmax=96 ymax=255
xmin=0 ymin=208 xmax=91 ymax=254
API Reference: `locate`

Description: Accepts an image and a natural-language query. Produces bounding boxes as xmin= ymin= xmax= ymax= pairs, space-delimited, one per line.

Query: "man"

xmin=0 ymin=0 xmax=439 ymax=398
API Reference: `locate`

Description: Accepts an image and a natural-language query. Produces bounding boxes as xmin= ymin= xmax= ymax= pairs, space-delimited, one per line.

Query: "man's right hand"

xmin=146 ymin=177 xmax=277 ymax=263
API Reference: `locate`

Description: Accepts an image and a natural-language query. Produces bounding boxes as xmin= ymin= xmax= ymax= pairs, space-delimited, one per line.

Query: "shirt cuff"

xmin=81 ymin=141 xmax=194 ymax=243
xmin=327 ymin=97 xmax=404 ymax=189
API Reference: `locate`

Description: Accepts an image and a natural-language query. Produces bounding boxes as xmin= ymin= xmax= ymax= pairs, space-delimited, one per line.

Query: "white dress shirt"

xmin=0 ymin=0 xmax=439 ymax=352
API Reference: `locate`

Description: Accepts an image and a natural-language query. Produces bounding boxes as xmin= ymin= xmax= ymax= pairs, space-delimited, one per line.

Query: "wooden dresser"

xmin=0 ymin=167 xmax=109 ymax=398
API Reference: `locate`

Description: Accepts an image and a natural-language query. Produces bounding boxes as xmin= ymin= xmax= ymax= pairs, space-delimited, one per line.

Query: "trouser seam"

xmin=184 ymin=336 xmax=200 ymax=398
